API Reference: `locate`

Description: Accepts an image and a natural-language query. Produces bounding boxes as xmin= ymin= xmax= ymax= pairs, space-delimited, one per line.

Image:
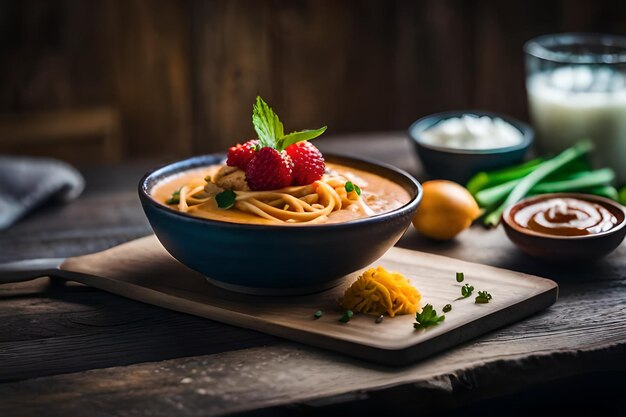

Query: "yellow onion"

xmin=412 ymin=180 xmax=480 ymax=240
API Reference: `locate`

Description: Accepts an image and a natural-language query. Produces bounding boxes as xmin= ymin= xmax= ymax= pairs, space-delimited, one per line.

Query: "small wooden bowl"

xmin=502 ymin=193 xmax=626 ymax=263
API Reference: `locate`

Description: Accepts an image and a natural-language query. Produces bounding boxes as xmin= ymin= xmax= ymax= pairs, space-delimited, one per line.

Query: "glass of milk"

xmin=525 ymin=33 xmax=626 ymax=185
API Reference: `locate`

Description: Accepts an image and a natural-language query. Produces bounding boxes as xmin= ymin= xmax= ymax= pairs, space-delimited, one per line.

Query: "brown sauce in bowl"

xmin=512 ymin=197 xmax=618 ymax=236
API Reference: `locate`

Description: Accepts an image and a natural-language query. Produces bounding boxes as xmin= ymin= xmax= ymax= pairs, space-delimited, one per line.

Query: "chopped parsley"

xmin=339 ymin=310 xmax=354 ymax=323
xmin=461 ymin=284 xmax=474 ymax=298
xmin=475 ymin=291 xmax=493 ymax=304
xmin=456 ymin=272 xmax=464 ymax=283
xmin=443 ymin=304 xmax=452 ymax=313
xmin=165 ymin=189 xmax=181 ymax=205
xmin=413 ymin=304 xmax=445 ymax=329
xmin=345 ymin=181 xmax=361 ymax=196
xmin=215 ymin=189 xmax=236 ymax=209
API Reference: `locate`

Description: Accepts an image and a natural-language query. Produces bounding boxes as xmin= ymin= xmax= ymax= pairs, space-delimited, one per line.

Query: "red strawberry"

xmin=245 ymin=147 xmax=293 ymax=190
xmin=285 ymin=141 xmax=325 ymax=185
xmin=226 ymin=139 xmax=259 ymax=170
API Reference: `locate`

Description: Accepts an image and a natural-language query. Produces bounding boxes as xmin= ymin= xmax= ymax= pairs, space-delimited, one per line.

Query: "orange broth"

xmin=151 ymin=163 xmax=411 ymax=225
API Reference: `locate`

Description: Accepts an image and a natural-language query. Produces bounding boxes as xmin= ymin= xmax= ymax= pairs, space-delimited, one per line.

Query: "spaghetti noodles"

xmin=174 ymin=175 xmax=373 ymax=224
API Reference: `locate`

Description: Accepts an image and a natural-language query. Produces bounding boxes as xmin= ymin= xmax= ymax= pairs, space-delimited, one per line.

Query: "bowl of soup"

xmin=139 ymin=153 xmax=422 ymax=295
xmin=502 ymin=193 xmax=626 ymax=262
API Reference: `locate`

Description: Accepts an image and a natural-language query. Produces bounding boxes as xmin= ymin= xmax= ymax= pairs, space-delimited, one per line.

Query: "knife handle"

xmin=0 ymin=258 xmax=65 ymax=284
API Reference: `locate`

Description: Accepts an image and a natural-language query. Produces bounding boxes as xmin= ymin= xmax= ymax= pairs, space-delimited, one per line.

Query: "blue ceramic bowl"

xmin=408 ymin=110 xmax=534 ymax=184
xmin=139 ymin=154 xmax=422 ymax=295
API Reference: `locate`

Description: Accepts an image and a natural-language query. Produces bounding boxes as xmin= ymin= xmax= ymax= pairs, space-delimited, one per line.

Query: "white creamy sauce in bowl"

xmin=419 ymin=115 xmax=524 ymax=150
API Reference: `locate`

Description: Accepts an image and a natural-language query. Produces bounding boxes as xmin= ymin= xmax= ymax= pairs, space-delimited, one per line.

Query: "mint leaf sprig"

xmin=252 ymin=96 xmax=327 ymax=151
xmin=252 ymin=96 xmax=284 ymax=149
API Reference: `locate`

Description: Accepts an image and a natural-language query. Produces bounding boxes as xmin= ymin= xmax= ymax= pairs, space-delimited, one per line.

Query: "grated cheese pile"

xmin=339 ymin=266 xmax=421 ymax=318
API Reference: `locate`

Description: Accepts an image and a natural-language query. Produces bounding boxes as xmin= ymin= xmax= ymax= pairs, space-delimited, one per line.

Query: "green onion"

xmin=544 ymin=158 xmax=593 ymax=180
xmin=468 ymin=158 xmax=591 ymax=197
xmin=456 ymin=272 xmax=464 ymax=283
xmin=484 ymin=140 xmax=594 ymax=227
xmin=314 ymin=310 xmax=323 ymax=319
xmin=466 ymin=158 xmax=544 ymax=195
xmin=575 ymin=185 xmax=619 ymax=201
xmin=339 ymin=310 xmax=354 ymax=323
xmin=532 ymin=168 xmax=614 ymax=193
xmin=475 ymin=180 xmax=518 ymax=207
xmin=461 ymin=284 xmax=474 ymax=298
xmin=345 ymin=181 xmax=361 ymax=195
xmin=443 ymin=304 xmax=452 ymax=313
xmin=476 ymin=168 xmax=615 ymax=207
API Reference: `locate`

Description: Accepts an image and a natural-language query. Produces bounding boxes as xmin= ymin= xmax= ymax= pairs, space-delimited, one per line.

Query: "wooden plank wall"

xmin=1 ymin=0 xmax=625 ymax=161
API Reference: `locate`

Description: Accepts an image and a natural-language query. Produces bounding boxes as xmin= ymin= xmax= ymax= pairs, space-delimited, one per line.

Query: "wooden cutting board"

xmin=58 ymin=235 xmax=558 ymax=366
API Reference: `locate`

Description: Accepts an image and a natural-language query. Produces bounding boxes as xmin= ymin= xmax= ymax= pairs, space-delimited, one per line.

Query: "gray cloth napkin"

xmin=0 ymin=156 xmax=85 ymax=230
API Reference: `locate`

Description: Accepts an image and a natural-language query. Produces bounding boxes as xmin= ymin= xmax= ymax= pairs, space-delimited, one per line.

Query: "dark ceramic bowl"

xmin=502 ymin=193 xmax=626 ymax=263
xmin=139 ymin=154 xmax=422 ymax=295
xmin=408 ymin=110 xmax=534 ymax=184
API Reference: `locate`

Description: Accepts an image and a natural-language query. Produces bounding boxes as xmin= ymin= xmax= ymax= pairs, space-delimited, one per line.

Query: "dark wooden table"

xmin=1 ymin=133 xmax=625 ymax=417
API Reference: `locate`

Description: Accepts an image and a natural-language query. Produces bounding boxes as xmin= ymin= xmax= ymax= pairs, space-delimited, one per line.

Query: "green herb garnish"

xmin=375 ymin=314 xmax=384 ymax=324
xmin=443 ymin=304 xmax=452 ymax=313
xmin=345 ymin=181 xmax=362 ymax=196
xmin=215 ymin=189 xmax=236 ymax=209
xmin=456 ymin=272 xmax=464 ymax=283
xmin=314 ymin=310 xmax=323 ymax=319
xmin=413 ymin=304 xmax=445 ymax=329
xmin=461 ymin=284 xmax=474 ymax=298
xmin=165 ymin=189 xmax=181 ymax=205
xmin=339 ymin=310 xmax=354 ymax=323
xmin=475 ymin=291 xmax=493 ymax=304
xmin=252 ymin=96 xmax=326 ymax=151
